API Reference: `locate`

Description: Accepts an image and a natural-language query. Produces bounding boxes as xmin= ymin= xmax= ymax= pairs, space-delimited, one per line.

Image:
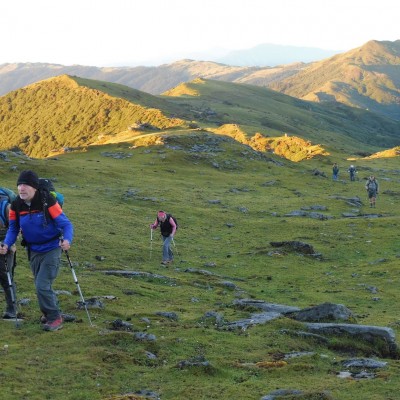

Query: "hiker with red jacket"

xmin=150 ymin=211 xmax=177 ymax=265
xmin=0 ymin=170 xmax=74 ymax=331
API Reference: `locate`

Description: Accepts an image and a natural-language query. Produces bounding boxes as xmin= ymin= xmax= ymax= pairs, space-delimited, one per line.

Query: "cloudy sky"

xmin=1 ymin=0 xmax=398 ymax=66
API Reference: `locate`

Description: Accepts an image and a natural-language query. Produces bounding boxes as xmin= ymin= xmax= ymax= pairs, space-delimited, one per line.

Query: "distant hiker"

xmin=365 ymin=175 xmax=379 ymax=207
xmin=348 ymin=165 xmax=357 ymax=181
xmin=332 ymin=163 xmax=339 ymax=181
xmin=0 ymin=187 xmax=18 ymax=320
xmin=150 ymin=211 xmax=177 ymax=266
xmin=0 ymin=170 xmax=74 ymax=331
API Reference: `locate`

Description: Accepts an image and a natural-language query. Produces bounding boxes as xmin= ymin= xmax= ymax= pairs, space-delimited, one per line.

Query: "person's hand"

xmin=60 ymin=239 xmax=71 ymax=251
xmin=0 ymin=243 xmax=8 ymax=255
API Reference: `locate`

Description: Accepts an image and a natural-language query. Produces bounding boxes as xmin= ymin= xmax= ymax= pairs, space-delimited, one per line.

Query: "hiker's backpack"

xmin=0 ymin=187 xmax=17 ymax=226
xmin=366 ymin=179 xmax=377 ymax=191
xmin=39 ymin=178 xmax=64 ymax=208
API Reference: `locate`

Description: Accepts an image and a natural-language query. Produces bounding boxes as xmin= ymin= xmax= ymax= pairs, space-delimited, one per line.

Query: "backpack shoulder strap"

xmin=0 ymin=200 xmax=8 ymax=226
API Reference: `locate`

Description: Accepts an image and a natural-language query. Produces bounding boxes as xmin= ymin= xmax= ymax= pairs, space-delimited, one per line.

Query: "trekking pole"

xmin=2 ymin=247 xmax=20 ymax=328
xmin=64 ymin=250 xmax=94 ymax=327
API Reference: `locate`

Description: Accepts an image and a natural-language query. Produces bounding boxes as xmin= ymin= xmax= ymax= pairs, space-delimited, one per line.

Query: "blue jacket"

xmin=4 ymin=190 xmax=73 ymax=253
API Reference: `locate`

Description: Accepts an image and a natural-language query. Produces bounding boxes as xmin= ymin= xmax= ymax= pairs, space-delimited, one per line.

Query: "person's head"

xmin=370 ymin=175 xmax=375 ymax=180
xmin=157 ymin=211 xmax=167 ymax=222
xmin=17 ymin=170 xmax=39 ymax=201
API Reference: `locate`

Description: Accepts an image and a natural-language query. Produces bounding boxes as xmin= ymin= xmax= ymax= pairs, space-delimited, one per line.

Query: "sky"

xmin=1 ymin=0 xmax=398 ymax=67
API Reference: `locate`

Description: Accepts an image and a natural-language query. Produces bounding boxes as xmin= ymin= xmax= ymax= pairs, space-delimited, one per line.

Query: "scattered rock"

xmin=270 ymin=241 xmax=319 ymax=256
xmin=289 ymin=303 xmax=354 ymax=323
xmin=155 ymin=311 xmax=178 ymax=320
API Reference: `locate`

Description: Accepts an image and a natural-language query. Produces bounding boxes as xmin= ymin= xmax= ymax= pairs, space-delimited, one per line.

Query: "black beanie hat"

xmin=17 ymin=170 xmax=39 ymax=189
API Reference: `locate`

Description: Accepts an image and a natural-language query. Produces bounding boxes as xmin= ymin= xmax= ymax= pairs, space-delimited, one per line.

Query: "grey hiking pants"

xmin=29 ymin=247 xmax=62 ymax=322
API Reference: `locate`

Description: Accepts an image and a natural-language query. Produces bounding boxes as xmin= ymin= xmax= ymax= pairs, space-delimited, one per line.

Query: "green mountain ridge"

xmin=162 ymin=78 xmax=400 ymax=155
xmin=1 ymin=74 xmax=399 ymax=159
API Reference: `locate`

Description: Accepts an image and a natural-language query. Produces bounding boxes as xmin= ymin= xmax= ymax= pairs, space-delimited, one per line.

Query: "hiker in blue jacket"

xmin=348 ymin=165 xmax=357 ymax=181
xmin=332 ymin=163 xmax=339 ymax=181
xmin=0 ymin=170 xmax=74 ymax=331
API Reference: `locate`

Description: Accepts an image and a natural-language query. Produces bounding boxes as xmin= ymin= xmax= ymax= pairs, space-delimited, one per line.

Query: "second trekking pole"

xmin=64 ymin=250 xmax=94 ymax=327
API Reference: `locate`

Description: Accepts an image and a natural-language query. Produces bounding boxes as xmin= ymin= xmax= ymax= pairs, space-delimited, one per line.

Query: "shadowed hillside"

xmin=269 ymin=40 xmax=400 ymax=120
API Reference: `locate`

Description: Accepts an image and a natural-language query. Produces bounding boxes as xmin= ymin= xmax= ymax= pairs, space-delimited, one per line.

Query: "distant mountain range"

xmin=269 ymin=40 xmax=400 ymax=121
xmin=0 ymin=40 xmax=399 ymax=121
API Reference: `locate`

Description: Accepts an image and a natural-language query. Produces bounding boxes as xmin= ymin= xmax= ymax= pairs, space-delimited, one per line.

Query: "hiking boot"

xmin=43 ymin=316 xmax=63 ymax=331
xmin=3 ymin=311 xmax=17 ymax=320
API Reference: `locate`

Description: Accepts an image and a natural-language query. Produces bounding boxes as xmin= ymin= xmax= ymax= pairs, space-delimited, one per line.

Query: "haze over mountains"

xmin=215 ymin=43 xmax=342 ymax=67
xmin=0 ymin=40 xmax=399 ymax=122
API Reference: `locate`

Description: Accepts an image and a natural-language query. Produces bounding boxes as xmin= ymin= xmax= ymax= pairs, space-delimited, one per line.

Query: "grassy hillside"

xmin=0 ymin=75 xmax=186 ymax=157
xmin=162 ymin=78 xmax=400 ymax=154
xmin=1 ymin=75 xmax=399 ymax=161
xmin=269 ymin=40 xmax=400 ymax=121
xmin=0 ymin=134 xmax=399 ymax=399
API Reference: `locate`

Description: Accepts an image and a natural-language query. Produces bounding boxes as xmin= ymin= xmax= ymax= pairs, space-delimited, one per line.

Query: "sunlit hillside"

xmin=162 ymin=78 xmax=400 ymax=154
xmin=364 ymin=146 xmax=400 ymax=159
xmin=211 ymin=124 xmax=329 ymax=162
xmin=269 ymin=40 xmax=400 ymax=120
xmin=0 ymin=75 xmax=186 ymax=157
xmin=1 ymin=75 xmax=399 ymax=161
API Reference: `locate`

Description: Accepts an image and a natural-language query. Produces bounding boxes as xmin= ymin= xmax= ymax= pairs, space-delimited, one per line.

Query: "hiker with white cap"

xmin=348 ymin=165 xmax=357 ymax=181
